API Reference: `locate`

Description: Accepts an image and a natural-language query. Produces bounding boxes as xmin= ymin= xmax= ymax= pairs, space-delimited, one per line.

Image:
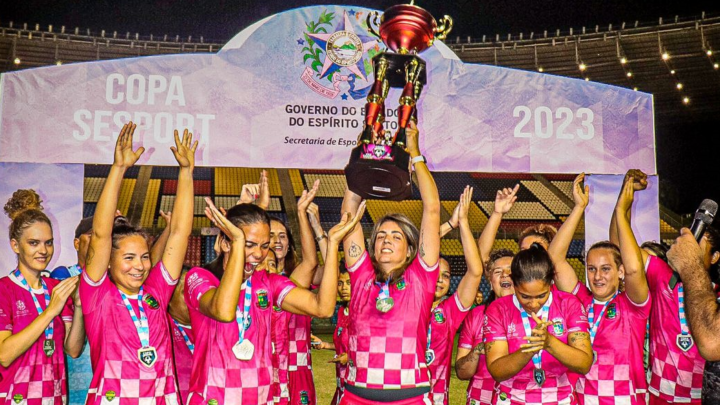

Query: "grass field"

xmin=311 ymin=333 xmax=470 ymax=405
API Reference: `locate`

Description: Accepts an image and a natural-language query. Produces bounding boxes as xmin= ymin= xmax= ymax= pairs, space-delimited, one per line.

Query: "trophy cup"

xmin=344 ymin=1 xmax=452 ymax=200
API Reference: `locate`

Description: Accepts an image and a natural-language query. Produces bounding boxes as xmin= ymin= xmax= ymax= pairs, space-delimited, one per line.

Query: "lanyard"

xmin=236 ymin=277 xmax=252 ymax=343
xmin=513 ymin=292 xmax=553 ymax=370
xmin=376 ymin=278 xmax=391 ymax=301
xmin=173 ymin=319 xmax=195 ymax=354
xmin=678 ymin=283 xmax=689 ymax=336
xmin=588 ymin=291 xmax=618 ymax=344
xmin=119 ymin=286 xmax=151 ymax=348
xmin=13 ymin=269 xmax=53 ymax=341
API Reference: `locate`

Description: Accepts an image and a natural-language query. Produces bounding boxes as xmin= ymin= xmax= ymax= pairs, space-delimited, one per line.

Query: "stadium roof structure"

xmin=2 ymin=13 xmax=719 ymax=120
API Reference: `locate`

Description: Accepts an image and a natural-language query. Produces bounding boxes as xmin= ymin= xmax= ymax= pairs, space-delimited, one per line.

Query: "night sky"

xmin=2 ymin=0 xmax=719 ymax=214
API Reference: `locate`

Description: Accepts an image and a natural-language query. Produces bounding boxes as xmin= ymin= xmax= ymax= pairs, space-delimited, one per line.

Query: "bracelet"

xmin=315 ymin=233 xmax=327 ymax=242
xmin=446 ymin=221 xmax=455 ymax=230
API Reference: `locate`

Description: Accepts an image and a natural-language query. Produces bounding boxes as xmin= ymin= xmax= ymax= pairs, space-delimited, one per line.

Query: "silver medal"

xmin=233 ymin=339 xmax=255 ymax=360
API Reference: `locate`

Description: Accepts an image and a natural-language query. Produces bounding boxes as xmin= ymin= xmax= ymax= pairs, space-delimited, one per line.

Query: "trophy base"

xmin=375 ymin=53 xmax=427 ymax=88
xmin=345 ymin=143 xmax=412 ymax=201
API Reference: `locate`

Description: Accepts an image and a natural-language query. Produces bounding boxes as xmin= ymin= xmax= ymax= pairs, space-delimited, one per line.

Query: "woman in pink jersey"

xmin=338 ymin=122 xmax=441 ymax=405
xmin=610 ymin=171 xmax=718 ymax=405
xmin=426 ymin=186 xmax=484 ymax=405
xmin=81 ymin=122 xmax=197 ymax=405
xmin=484 ymin=245 xmax=592 ymax=405
xmin=456 ymin=249 xmax=516 ymax=405
xmin=168 ymin=267 xmax=194 ymax=405
xmin=310 ymin=264 xmax=352 ymax=405
xmin=0 ymin=190 xmax=85 ymax=405
xmin=552 ymin=171 xmax=651 ymax=405
xmin=183 ymin=192 xmax=365 ymax=405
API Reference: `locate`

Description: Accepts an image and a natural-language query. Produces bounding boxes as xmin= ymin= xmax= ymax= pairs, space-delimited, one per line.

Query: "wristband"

xmin=411 ymin=155 xmax=427 ymax=166
xmin=446 ymin=221 xmax=455 ymax=230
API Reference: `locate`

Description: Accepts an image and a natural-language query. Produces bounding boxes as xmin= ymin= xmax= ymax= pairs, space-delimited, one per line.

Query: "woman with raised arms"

xmin=338 ymin=121 xmax=441 ymax=405
xmin=183 ymin=188 xmax=364 ymax=405
xmin=81 ymin=122 xmax=196 ymax=405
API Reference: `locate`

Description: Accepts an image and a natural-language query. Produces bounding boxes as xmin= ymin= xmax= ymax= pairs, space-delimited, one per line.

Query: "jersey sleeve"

xmin=144 ymin=260 xmax=179 ymax=305
xmin=0 ymin=283 xmax=13 ymax=332
xmin=446 ymin=292 xmax=472 ymax=332
xmin=459 ymin=306 xmax=484 ymax=350
xmin=483 ymin=301 xmax=508 ymax=343
xmin=79 ymin=271 xmax=113 ymax=316
xmin=183 ymin=267 xmax=219 ymax=311
xmin=645 ymin=255 xmax=670 ymax=294
xmin=268 ymin=273 xmax=297 ymax=308
xmin=626 ymin=291 xmax=652 ymax=319
xmin=412 ymin=254 xmax=440 ymax=296
xmin=563 ymin=293 xmax=590 ymax=334
xmin=573 ymin=282 xmax=592 ymax=303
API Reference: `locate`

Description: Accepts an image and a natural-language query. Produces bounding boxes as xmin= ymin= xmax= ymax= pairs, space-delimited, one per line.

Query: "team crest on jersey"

xmin=552 ymin=318 xmax=565 ymax=336
xmin=433 ymin=308 xmax=446 ymax=324
xmin=143 ymin=294 xmax=160 ymax=310
xmin=606 ymin=303 xmax=617 ymax=319
xmin=396 ymin=278 xmax=407 ymax=290
xmin=299 ymin=390 xmax=310 ymax=404
xmin=12 ymin=394 xmax=23 ymax=404
xmin=256 ymin=289 xmax=269 ymax=309
xmin=104 ymin=391 xmax=116 ymax=401
xmin=15 ymin=300 xmax=28 ymax=316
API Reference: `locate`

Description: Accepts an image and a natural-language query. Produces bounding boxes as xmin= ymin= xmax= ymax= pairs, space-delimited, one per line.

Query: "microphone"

xmin=668 ymin=199 xmax=718 ymax=290
xmin=690 ymin=199 xmax=718 ymax=242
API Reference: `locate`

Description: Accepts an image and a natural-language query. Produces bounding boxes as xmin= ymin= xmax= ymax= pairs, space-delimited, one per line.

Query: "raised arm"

xmin=86 ymin=122 xmax=144 ymax=282
xmin=550 ymin=173 xmax=588 ymax=292
xmin=282 ymin=202 xmax=367 ymax=318
xmin=455 ymin=186 xmax=484 ymax=308
xmin=237 ymin=170 xmax=270 ymax=210
xmin=478 ymin=185 xmax=519 ymax=260
xmin=151 ymin=210 xmax=172 ymax=266
xmin=308 ymin=203 xmax=329 ymax=286
xmin=615 ymin=171 xmax=649 ymax=304
xmin=341 ymin=188 xmax=365 ymax=268
xmin=669 ymin=228 xmax=720 ymax=360
xmin=406 ymin=121 xmax=440 ymax=266
xmin=288 ymin=181 xmax=321 ymax=288
xmin=161 ymin=130 xmax=197 ymax=280
xmin=197 ymin=198 xmax=246 ymax=322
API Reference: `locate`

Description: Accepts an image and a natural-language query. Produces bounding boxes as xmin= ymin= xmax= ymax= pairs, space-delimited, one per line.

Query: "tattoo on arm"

xmin=348 ymin=242 xmax=362 ymax=258
xmin=569 ymin=332 xmax=589 ymax=345
xmin=484 ymin=341 xmax=495 ymax=353
xmin=419 ymin=231 xmax=425 ymax=258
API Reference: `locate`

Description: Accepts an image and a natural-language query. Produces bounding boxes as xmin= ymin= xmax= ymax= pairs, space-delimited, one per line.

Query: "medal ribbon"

xmin=587 ymin=291 xmax=618 ymax=344
xmin=118 ymin=286 xmax=150 ymax=348
xmin=172 ymin=319 xmax=195 ymax=354
xmin=513 ymin=292 xmax=554 ymax=371
xmin=678 ymin=283 xmax=690 ymax=336
xmin=236 ymin=277 xmax=252 ymax=343
xmin=375 ymin=278 xmax=391 ymax=302
xmin=13 ymin=269 xmax=53 ymax=342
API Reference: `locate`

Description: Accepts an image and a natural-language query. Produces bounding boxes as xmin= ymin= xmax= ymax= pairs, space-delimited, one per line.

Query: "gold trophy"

xmin=344 ymin=1 xmax=452 ymax=200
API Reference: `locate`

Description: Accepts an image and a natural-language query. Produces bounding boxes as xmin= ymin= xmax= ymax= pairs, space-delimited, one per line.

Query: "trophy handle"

xmin=366 ymin=11 xmax=382 ymax=39
xmin=434 ymin=15 xmax=454 ymax=41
